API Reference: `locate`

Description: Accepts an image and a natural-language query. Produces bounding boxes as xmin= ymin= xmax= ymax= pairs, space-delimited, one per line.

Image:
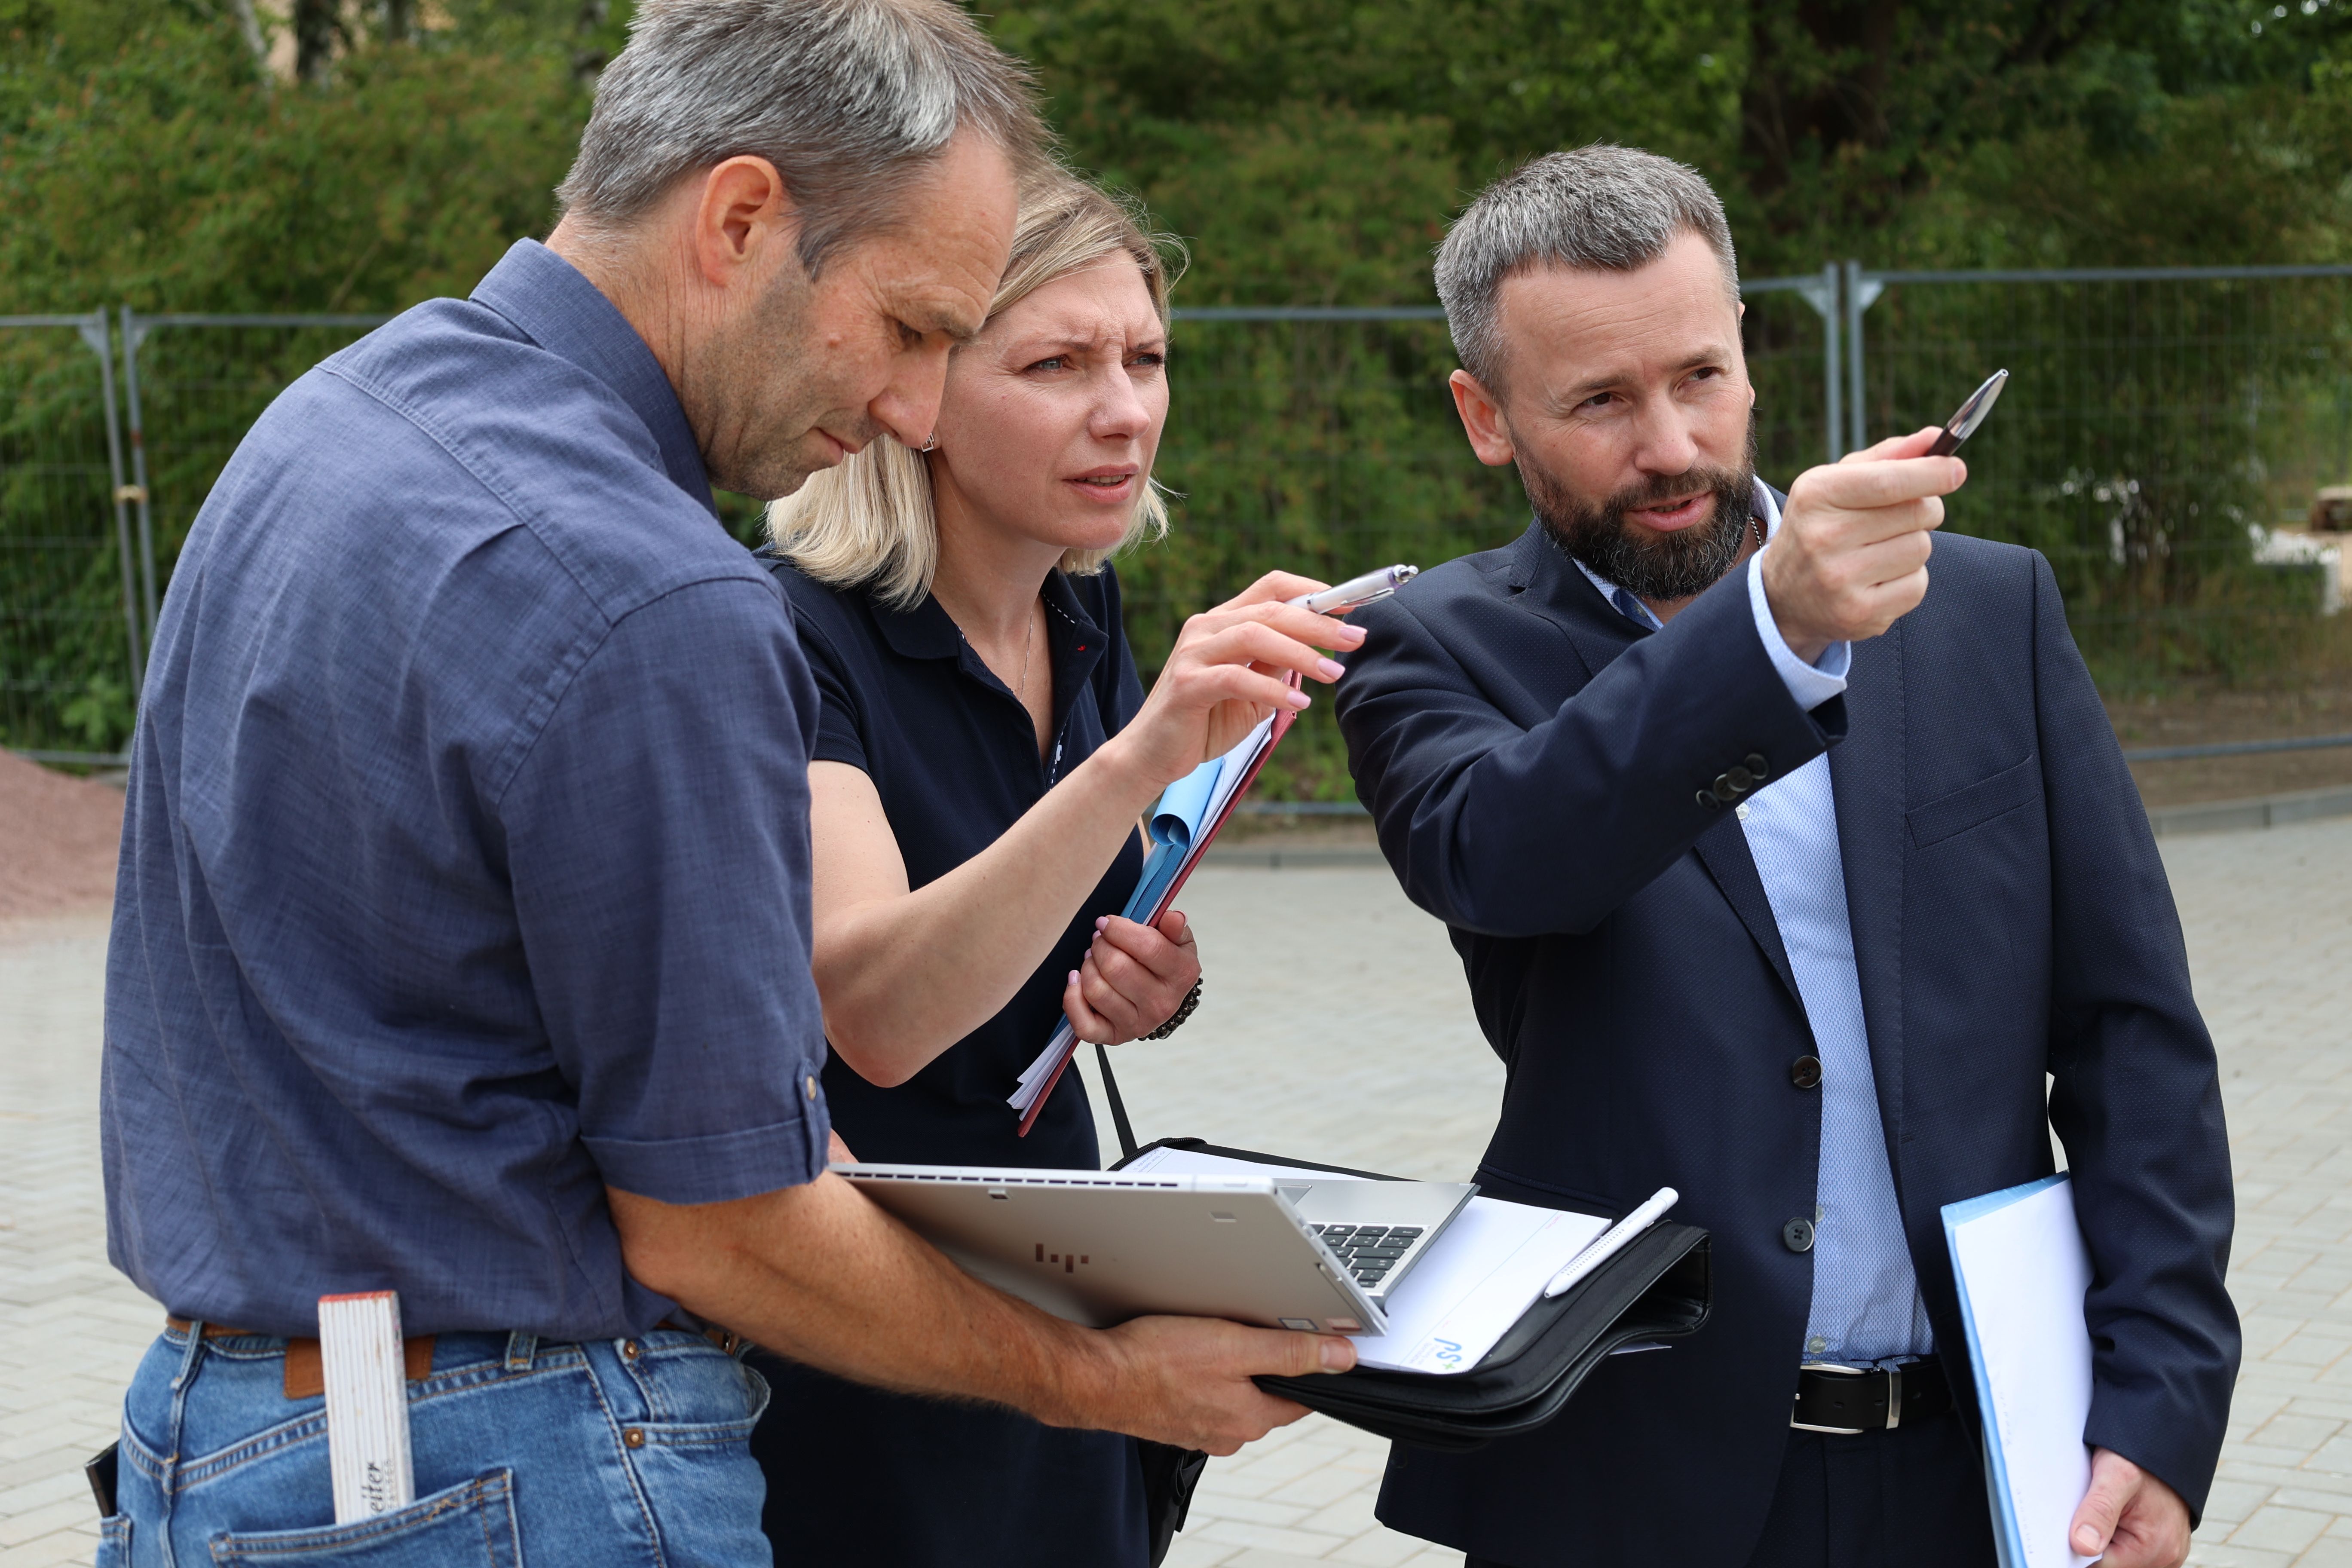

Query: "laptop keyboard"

xmin=1309 ymin=1223 xmax=1427 ymax=1295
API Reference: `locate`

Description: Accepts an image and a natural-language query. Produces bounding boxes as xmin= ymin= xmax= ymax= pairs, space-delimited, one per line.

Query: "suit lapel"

xmin=1505 ymin=523 xmax=1634 ymax=682
xmin=1510 ymin=521 xmax=1808 ymax=1011
xmin=1830 ymin=620 xmax=1910 ymax=1171
xmin=1693 ymin=822 xmax=1803 ymax=1009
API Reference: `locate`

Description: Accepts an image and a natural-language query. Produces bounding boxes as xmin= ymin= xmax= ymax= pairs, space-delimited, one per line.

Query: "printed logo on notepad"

xmin=1032 ymin=1243 xmax=1092 ymax=1275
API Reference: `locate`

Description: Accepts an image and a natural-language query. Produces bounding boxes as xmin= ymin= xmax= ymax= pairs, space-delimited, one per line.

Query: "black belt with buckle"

xmin=1791 ymin=1358 xmax=1951 ymax=1433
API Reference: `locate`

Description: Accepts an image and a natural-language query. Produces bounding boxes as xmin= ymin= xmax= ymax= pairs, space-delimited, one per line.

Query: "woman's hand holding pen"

xmin=1063 ymin=910 xmax=1200 ymax=1045
xmin=1104 ymin=570 xmax=1366 ymax=792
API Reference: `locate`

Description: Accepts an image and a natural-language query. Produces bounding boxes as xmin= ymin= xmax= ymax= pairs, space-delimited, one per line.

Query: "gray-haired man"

xmin=1335 ymin=147 xmax=2233 ymax=1568
xmin=101 ymin=2 xmax=1351 ymax=1560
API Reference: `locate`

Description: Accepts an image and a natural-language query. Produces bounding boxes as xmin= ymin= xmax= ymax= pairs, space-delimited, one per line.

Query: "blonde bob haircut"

xmin=766 ymin=172 xmax=1183 ymax=609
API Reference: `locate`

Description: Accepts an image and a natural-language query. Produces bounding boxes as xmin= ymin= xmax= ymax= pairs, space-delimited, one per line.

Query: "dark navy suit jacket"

xmin=1333 ymin=517 xmax=2237 ymax=1567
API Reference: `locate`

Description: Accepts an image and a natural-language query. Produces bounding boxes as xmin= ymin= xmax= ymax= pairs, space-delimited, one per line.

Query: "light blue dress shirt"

xmin=1574 ymin=479 xmax=1935 ymax=1366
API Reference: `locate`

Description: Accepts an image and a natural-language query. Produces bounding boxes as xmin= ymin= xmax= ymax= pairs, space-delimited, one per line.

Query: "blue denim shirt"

xmin=104 ymin=240 xmax=831 ymax=1341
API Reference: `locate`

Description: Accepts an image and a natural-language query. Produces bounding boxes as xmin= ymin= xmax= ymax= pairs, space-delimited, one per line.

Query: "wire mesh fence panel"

xmin=1127 ymin=315 xmax=1515 ymax=797
xmin=0 ymin=320 xmax=136 ymax=756
xmin=1743 ymin=287 xmax=1835 ymax=486
xmin=1856 ymin=273 xmax=2352 ymax=686
xmin=1127 ymin=296 xmax=1827 ymax=796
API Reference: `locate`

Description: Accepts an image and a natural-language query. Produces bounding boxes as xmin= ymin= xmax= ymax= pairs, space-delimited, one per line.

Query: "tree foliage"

xmin=8 ymin=0 xmax=2352 ymax=759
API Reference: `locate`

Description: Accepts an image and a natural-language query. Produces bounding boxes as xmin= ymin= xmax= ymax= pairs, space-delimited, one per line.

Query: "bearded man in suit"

xmin=1333 ymin=144 xmax=2236 ymax=1568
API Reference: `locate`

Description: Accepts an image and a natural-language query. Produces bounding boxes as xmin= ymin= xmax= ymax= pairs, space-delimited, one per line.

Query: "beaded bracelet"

xmin=1140 ymin=979 xmax=1203 ymax=1041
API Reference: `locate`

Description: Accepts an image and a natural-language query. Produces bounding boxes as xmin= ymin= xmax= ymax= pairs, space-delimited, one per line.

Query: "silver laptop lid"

xmin=837 ymin=1163 xmax=1383 ymax=1333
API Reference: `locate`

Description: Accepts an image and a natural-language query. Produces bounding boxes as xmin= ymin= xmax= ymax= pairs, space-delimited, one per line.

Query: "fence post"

xmin=75 ymin=311 xmax=144 ymax=692
xmin=118 ymin=307 xmax=159 ymax=649
xmin=1842 ymin=260 xmax=1884 ymax=455
xmin=1794 ymin=263 xmax=1844 ymax=462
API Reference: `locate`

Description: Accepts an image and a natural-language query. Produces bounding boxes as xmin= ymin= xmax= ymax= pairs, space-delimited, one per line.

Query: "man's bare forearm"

xmin=609 ymin=1174 xmax=1106 ymax=1425
xmin=609 ymin=1174 xmax=1354 ymax=1455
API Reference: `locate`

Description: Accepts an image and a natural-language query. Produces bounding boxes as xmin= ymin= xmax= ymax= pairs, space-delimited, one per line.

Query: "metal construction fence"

xmin=4 ymin=268 xmax=2350 ymax=778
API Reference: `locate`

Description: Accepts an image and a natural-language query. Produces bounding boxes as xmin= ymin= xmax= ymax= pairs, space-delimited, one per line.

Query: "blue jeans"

xmin=105 ymin=1323 xmax=772 ymax=1567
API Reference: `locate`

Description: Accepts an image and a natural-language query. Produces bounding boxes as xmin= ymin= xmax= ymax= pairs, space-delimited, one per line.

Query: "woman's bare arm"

xmin=811 ymin=573 xmax=1361 ymax=1087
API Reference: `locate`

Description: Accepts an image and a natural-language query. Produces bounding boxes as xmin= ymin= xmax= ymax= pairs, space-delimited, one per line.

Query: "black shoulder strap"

xmin=1094 ymin=1041 xmax=1140 ymax=1163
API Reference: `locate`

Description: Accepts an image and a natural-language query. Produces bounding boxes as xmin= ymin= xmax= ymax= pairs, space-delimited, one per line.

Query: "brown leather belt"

xmin=165 ymin=1316 xmax=738 ymax=1401
xmin=165 ymin=1317 xmax=431 ymax=1400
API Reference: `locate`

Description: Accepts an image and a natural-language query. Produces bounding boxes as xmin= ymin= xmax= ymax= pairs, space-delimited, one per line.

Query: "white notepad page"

xmin=1123 ymin=1147 xmax=1608 ymax=1374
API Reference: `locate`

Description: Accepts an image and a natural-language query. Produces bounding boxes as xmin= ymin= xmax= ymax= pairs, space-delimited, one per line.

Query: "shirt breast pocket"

xmin=1906 ymin=755 xmax=2042 ymax=849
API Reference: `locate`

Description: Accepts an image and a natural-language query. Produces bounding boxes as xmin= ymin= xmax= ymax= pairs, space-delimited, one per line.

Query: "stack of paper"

xmin=1124 ymin=1147 xmax=1611 ymax=1374
xmin=1942 ymin=1174 xmax=2098 ymax=1568
xmin=1010 ymin=701 xmax=1298 ymax=1132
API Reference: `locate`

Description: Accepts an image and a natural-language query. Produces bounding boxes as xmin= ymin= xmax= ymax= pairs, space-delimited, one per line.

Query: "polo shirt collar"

xmin=870 ymin=568 xmax=1111 ymax=663
xmin=471 ymin=239 xmax=717 ymax=516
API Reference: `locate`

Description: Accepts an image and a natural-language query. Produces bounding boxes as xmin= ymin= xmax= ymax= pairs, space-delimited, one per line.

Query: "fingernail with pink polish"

xmin=1316 ymin=658 xmax=1346 ymax=680
xmin=1095 ymin=916 xmax=1108 ymax=930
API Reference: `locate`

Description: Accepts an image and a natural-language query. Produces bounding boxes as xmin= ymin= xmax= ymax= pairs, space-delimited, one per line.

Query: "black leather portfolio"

xmin=1106 ymin=1133 xmax=1711 ymax=1452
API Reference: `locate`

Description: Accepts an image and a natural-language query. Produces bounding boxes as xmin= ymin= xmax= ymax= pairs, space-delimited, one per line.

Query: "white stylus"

xmin=1542 ymin=1186 xmax=1680 ymax=1299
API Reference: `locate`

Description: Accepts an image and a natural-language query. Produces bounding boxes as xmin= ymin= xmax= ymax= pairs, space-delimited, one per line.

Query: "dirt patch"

xmin=0 ymin=753 xmax=122 ymax=922
xmin=2110 ymin=679 xmax=2352 ymax=809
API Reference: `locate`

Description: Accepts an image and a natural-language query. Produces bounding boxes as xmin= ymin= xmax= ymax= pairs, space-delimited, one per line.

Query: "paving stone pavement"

xmin=3 ymin=816 xmax=2348 ymax=1567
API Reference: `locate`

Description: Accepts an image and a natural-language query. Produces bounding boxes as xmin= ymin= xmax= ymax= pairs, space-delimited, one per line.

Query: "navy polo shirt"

xmin=766 ymin=559 xmax=1147 ymax=1169
xmin=103 ymin=239 xmax=832 ymax=1341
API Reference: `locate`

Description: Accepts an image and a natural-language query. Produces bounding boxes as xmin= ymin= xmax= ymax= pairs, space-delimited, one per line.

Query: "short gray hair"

xmin=556 ymin=0 xmax=1047 ymax=276
xmin=1435 ymin=144 xmax=1738 ymax=392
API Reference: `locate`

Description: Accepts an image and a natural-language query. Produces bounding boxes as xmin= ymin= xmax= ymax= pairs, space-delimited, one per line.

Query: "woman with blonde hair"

xmin=745 ymin=172 xmax=1362 ymax=1564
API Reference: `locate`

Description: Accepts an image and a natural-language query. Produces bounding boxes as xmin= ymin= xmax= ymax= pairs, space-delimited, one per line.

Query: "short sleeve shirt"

xmin=103 ymin=240 xmax=832 ymax=1340
xmin=767 ymin=560 xmax=1147 ymax=1169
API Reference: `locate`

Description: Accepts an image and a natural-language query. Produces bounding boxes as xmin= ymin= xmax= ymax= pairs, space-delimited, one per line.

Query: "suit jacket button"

xmin=1712 ymin=775 xmax=1740 ymax=803
xmin=1746 ymin=753 xmax=1770 ymax=778
xmin=1697 ymin=789 xmax=1722 ymax=810
xmin=1790 ymin=1055 xmax=1822 ymax=1090
xmin=1783 ymin=1217 xmax=1816 ymax=1253
xmin=1726 ymin=765 xmax=1755 ymax=792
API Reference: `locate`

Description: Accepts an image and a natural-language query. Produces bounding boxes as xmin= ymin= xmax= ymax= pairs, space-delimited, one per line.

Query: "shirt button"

xmin=1789 ymin=1055 xmax=1822 ymax=1089
xmin=805 ymin=1075 xmax=818 ymax=1101
xmin=1807 ymin=1335 xmax=1829 ymax=1354
xmin=1782 ymin=1217 xmax=1816 ymax=1253
xmin=1736 ymin=803 xmax=1750 ymax=821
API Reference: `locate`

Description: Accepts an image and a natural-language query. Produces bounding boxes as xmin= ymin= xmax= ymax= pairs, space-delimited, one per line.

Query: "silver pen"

xmin=1928 ymin=369 xmax=2007 ymax=456
xmin=1287 ymin=564 xmax=1420 ymax=615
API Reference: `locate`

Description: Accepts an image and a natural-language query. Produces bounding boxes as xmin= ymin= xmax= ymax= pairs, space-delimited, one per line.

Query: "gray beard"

xmin=1522 ymin=433 xmax=1758 ymax=603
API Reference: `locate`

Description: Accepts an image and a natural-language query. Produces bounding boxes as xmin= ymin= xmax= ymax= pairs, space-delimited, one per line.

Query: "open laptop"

xmin=839 ymin=1164 xmax=1475 ymax=1335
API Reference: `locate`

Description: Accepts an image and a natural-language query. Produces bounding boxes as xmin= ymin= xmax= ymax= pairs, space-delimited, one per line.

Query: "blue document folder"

xmin=1942 ymin=1173 xmax=2096 ymax=1568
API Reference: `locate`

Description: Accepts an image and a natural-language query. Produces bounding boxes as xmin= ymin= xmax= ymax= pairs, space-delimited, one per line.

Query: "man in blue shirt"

xmin=101 ymin=3 xmax=1353 ymax=1561
xmin=1335 ymin=147 xmax=2234 ymax=1568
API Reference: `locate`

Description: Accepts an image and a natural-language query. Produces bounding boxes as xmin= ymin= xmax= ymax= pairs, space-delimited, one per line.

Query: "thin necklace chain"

xmin=1016 ymin=598 xmax=1037 ymax=702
